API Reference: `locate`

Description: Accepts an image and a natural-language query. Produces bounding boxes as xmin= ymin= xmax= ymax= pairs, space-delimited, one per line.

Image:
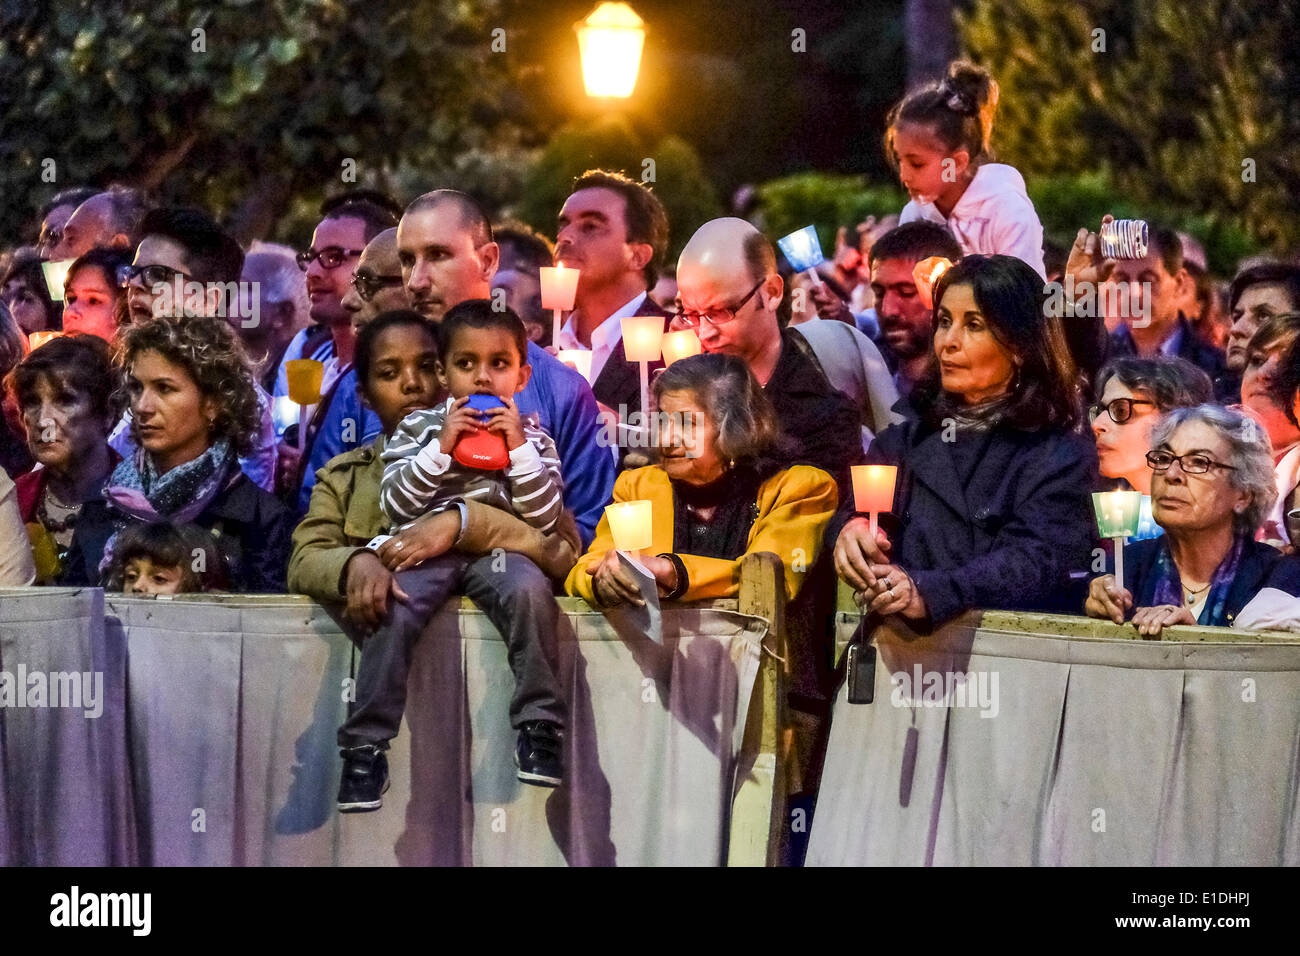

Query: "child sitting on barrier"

xmin=104 ymin=521 xmax=231 ymax=595
xmin=335 ymin=300 xmax=569 ymax=812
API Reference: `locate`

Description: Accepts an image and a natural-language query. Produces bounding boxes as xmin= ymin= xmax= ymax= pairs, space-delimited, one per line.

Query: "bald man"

xmin=394 ymin=190 xmax=614 ymax=547
xmin=48 ymin=189 xmax=148 ymax=261
xmin=674 ymin=218 xmax=865 ymax=490
xmin=342 ymin=227 xmax=408 ymax=327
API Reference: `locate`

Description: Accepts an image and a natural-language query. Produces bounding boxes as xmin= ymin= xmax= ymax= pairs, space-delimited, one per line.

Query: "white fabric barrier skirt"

xmin=807 ymin=610 xmax=1300 ymax=866
xmin=0 ymin=589 xmax=765 ymax=867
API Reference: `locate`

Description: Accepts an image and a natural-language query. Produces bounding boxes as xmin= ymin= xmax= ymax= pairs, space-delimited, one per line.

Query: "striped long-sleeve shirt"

xmin=379 ymin=398 xmax=565 ymax=533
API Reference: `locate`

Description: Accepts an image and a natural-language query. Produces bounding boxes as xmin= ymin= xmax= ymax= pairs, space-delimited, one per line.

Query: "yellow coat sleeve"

xmin=565 ymin=465 xmax=838 ymax=605
xmin=676 ymin=465 xmax=837 ymax=603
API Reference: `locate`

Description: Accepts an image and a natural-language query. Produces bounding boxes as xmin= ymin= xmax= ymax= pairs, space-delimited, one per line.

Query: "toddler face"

xmin=437 ymin=326 xmax=531 ymax=401
xmin=123 ymin=557 xmax=185 ymax=595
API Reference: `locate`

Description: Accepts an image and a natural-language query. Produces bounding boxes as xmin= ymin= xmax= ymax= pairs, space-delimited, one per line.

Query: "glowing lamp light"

xmin=660 ymin=329 xmax=702 ymax=367
xmin=606 ymin=500 xmax=653 ymax=553
xmin=576 ymin=2 xmax=646 ymax=99
xmin=778 ymin=225 xmax=826 ymax=272
xmin=271 ymin=395 xmax=300 ymax=436
xmin=41 ymin=259 xmax=75 ymax=302
xmin=557 ymin=349 xmax=593 ymax=382
xmin=28 ymin=330 xmax=64 ymax=350
xmin=1092 ymin=490 xmax=1142 ymax=591
xmin=540 ymin=264 xmax=581 ymax=345
xmin=852 ymin=465 xmax=897 ymax=539
xmin=912 ymin=256 xmax=953 ymax=310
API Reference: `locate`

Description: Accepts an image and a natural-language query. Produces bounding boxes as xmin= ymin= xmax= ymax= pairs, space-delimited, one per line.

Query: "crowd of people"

xmin=3 ymin=60 xmax=1300 ymax=812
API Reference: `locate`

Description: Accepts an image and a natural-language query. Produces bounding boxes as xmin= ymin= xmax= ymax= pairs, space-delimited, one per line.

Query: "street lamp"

xmin=575 ymin=2 xmax=645 ymax=98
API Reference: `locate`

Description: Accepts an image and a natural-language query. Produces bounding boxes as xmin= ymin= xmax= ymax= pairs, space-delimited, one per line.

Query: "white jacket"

xmin=899 ymin=163 xmax=1046 ymax=278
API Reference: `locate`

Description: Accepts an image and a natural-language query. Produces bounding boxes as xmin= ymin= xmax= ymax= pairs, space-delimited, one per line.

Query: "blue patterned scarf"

xmin=1149 ymin=533 xmax=1245 ymax=626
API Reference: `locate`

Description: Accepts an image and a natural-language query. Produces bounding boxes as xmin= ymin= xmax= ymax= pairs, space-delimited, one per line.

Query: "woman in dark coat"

xmin=832 ymin=254 xmax=1097 ymax=629
xmin=61 ymin=315 xmax=292 ymax=591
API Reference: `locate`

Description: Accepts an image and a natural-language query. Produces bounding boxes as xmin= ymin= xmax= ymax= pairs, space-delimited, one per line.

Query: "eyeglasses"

xmin=668 ymin=280 xmax=764 ymax=329
xmin=118 ymin=263 xmax=190 ymax=289
xmin=297 ymin=247 xmax=364 ymax=271
xmin=1146 ymin=450 xmax=1237 ymax=475
xmin=351 ymin=270 xmax=404 ymax=302
xmin=1088 ymin=398 xmax=1156 ymax=425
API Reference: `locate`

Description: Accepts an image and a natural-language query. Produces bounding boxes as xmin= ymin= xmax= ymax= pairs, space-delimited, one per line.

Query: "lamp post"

xmin=576 ymin=2 xmax=646 ymax=99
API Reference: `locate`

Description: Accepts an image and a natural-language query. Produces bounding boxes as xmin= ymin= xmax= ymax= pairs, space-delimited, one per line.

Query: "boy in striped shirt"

xmin=341 ymin=302 xmax=569 ymax=803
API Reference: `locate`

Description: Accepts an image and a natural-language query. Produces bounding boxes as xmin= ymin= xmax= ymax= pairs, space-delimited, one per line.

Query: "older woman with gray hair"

xmin=567 ymin=352 xmax=838 ymax=606
xmin=1086 ymin=404 xmax=1300 ymax=636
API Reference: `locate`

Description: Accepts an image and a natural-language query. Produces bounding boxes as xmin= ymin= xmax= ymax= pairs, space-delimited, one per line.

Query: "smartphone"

xmin=1099 ymin=219 xmax=1149 ymax=259
xmin=846 ymin=641 xmax=877 ymax=705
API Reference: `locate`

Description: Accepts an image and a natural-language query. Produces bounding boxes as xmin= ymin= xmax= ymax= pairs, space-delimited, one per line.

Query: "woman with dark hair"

xmin=1 ymin=250 xmax=59 ymax=335
xmin=832 ymin=254 xmax=1097 ymax=627
xmin=62 ymin=247 xmax=130 ymax=341
xmin=569 ymin=351 xmax=838 ymax=606
xmin=7 ymin=335 xmax=118 ymax=582
xmin=1238 ymin=313 xmax=1300 ymax=545
xmin=0 ymin=300 xmax=34 ymax=477
xmin=61 ymin=315 xmax=292 ymax=591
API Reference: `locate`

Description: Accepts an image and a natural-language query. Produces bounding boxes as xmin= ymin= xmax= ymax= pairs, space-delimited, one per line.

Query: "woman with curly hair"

xmin=61 ymin=315 xmax=292 ymax=591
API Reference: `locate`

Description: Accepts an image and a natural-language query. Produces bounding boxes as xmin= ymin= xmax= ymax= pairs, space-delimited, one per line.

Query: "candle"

xmin=41 ymin=259 xmax=75 ymax=303
xmin=540 ymin=264 xmax=580 ymax=345
xmin=284 ymin=359 xmax=324 ymax=406
xmin=605 ymin=500 xmax=653 ymax=554
xmin=912 ymin=256 xmax=953 ymax=310
xmin=852 ymin=464 xmax=897 ymax=539
xmin=556 ymin=349 xmax=592 ymax=382
xmin=660 ymin=329 xmax=702 ymax=367
xmin=621 ymin=313 xmax=664 ymax=427
xmin=778 ymin=225 xmax=826 ymax=288
xmin=1092 ymin=490 xmax=1142 ymax=591
xmin=27 ymin=330 xmax=64 ymax=350
xmin=285 ymin=358 xmax=325 ymax=453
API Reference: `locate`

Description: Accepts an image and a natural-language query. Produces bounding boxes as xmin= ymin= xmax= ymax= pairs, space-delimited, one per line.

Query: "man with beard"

xmin=866 ymin=222 xmax=963 ymax=398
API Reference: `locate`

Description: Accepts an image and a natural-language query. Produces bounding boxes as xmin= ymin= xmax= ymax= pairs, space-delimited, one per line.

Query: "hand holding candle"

xmin=852 ymin=465 xmax=897 ymax=540
xmin=539 ymin=265 xmax=580 ymax=345
xmin=28 ymin=330 xmax=64 ymax=351
xmin=285 ymin=359 xmax=325 ymax=452
xmin=1092 ymin=490 xmax=1142 ymax=592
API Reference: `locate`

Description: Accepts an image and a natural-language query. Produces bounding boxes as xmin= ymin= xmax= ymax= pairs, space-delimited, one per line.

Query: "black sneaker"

xmin=515 ymin=720 xmax=563 ymax=787
xmin=337 ymin=744 xmax=390 ymax=812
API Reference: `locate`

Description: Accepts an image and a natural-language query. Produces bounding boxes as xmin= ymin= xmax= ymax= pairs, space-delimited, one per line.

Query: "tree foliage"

xmin=961 ymin=0 xmax=1300 ymax=260
xmin=0 ymin=0 xmax=531 ymax=243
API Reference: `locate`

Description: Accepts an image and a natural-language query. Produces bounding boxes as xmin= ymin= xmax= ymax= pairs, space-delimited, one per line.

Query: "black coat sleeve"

xmin=240 ymin=495 xmax=294 ymax=593
xmin=909 ymin=433 xmax=1096 ymax=625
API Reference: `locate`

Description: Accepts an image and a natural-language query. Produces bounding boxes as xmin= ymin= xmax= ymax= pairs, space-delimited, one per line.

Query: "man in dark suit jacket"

xmin=553 ymin=170 xmax=670 ymax=425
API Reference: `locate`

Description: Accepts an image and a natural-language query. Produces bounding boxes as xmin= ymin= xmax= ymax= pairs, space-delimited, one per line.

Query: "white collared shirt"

xmin=555 ymin=291 xmax=647 ymax=385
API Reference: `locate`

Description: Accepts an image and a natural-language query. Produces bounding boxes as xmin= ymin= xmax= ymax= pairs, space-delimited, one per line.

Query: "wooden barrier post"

xmin=727 ymin=552 xmax=788 ymax=866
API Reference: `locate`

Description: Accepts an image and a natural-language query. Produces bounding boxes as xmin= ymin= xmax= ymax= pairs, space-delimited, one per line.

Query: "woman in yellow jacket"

xmin=567 ymin=353 xmax=837 ymax=607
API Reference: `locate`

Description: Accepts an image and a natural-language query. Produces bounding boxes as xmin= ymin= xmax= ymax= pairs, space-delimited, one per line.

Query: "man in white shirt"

xmin=553 ymin=170 xmax=670 ymax=424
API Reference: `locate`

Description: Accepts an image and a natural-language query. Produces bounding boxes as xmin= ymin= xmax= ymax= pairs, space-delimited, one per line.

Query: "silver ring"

xmin=394 ymin=540 xmax=404 ymax=550
xmin=889 ymin=587 xmax=895 ymax=599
